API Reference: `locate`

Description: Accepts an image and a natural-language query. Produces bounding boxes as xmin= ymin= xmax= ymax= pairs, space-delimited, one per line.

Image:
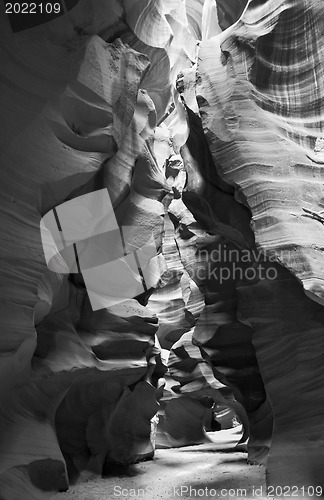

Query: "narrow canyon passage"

xmin=1 ymin=1 xmax=324 ymax=499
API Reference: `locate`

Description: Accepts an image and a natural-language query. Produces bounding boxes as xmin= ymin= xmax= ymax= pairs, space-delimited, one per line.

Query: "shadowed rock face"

xmin=1 ymin=0 xmax=324 ymax=497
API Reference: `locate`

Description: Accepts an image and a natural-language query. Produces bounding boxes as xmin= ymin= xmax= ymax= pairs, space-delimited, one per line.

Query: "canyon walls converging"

xmin=1 ymin=0 xmax=324 ymax=498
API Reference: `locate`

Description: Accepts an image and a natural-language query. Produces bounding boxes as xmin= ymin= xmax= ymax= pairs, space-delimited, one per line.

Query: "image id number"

xmin=5 ymin=2 xmax=61 ymax=14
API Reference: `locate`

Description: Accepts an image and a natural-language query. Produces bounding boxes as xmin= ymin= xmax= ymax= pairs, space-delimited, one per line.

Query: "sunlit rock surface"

xmin=1 ymin=0 xmax=324 ymax=498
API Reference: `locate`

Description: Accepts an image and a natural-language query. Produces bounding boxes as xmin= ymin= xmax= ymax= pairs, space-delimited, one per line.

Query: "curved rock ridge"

xmin=195 ymin=0 xmax=324 ymax=306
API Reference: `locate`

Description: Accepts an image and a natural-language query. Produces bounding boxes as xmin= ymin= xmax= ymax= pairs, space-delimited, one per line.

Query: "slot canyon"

xmin=1 ymin=0 xmax=324 ymax=498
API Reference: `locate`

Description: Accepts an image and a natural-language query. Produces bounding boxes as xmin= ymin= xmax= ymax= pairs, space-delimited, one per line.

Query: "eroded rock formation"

xmin=1 ymin=0 xmax=324 ymax=498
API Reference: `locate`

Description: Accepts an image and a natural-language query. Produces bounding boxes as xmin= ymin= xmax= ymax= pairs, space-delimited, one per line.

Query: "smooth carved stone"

xmin=119 ymin=31 xmax=172 ymax=124
xmin=168 ymin=328 xmax=251 ymax=447
xmin=238 ymin=262 xmax=324 ymax=486
xmin=0 ymin=1 xmax=173 ymax=497
xmin=157 ymin=396 xmax=213 ymax=448
xmin=191 ymin=0 xmax=324 ymax=487
xmin=196 ymin=0 xmax=324 ymax=306
xmin=148 ymin=214 xmax=198 ymax=351
xmin=171 ymin=102 xmax=270 ymax=462
xmin=56 ymin=379 xmax=160 ymax=481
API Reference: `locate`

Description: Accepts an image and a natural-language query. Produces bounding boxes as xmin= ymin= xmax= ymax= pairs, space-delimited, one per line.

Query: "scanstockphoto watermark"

xmin=113 ymin=485 xmax=250 ymax=497
xmin=113 ymin=485 xmax=323 ymax=498
xmin=196 ymin=245 xmax=281 ymax=284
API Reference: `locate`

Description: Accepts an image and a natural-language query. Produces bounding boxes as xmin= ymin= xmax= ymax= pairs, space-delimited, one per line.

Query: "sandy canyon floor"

xmin=52 ymin=428 xmax=267 ymax=500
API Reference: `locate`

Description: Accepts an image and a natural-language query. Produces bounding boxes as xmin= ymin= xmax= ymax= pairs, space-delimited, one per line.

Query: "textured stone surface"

xmin=190 ymin=0 xmax=324 ymax=489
